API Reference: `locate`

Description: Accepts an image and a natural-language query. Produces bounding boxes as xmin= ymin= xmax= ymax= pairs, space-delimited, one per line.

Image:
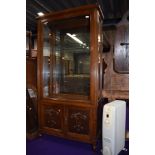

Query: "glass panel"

xmin=26 ymin=35 xmax=29 ymax=50
xmin=98 ymin=14 xmax=103 ymax=98
xmin=43 ymin=26 xmax=50 ymax=97
xmin=42 ymin=16 xmax=90 ymax=99
xmin=26 ymin=32 xmax=31 ymax=56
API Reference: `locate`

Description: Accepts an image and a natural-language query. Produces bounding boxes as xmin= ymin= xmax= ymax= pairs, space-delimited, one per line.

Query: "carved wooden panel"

xmin=68 ymin=108 xmax=89 ymax=135
xmin=44 ymin=105 xmax=63 ymax=130
xmin=103 ymin=30 xmax=129 ymax=100
xmin=114 ymin=24 xmax=129 ymax=73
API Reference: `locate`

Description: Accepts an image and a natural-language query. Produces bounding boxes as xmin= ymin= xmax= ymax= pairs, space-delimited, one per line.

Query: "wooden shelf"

xmin=102 ymin=90 xmax=129 ymax=100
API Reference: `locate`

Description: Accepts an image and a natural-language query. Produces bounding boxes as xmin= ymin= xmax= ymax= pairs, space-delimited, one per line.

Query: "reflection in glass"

xmin=42 ymin=16 xmax=90 ymax=99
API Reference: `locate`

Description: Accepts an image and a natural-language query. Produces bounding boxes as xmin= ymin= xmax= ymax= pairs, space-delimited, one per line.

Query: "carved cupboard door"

xmin=41 ymin=104 xmax=64 ymax=134
xmin=114 ymin=24 xmax=129 ymax=73
xmin=66 ymin=106 xmax=91 ymax=140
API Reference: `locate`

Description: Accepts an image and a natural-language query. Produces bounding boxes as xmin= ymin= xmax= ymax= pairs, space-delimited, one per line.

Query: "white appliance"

xmin=102 ymin=100 xmax=126 ymax=155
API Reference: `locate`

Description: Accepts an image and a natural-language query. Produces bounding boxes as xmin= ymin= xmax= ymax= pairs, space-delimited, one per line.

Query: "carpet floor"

xmin=26 ymin=134 xmax=129 ymax=155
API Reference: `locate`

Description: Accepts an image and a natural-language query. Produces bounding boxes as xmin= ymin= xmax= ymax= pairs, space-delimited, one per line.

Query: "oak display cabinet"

xmin=37 ymin=4 xmax=104 ymax=149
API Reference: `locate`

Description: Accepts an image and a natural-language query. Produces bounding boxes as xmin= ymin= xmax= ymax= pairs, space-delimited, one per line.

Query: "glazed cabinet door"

xmin=41 ymin=14 xmax=91 ymax=101
xmin=66 ymin=106 xmax=92 ymax=141
xmin=40 ymin=104 xmax=64 ymax=135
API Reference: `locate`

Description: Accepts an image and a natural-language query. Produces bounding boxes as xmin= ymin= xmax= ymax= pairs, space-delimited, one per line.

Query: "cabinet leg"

xmin=37 ymin=130 xmax=42 ymax=137
xmin=26 ymin=130 xmax=39 ymax=140
xmin=92 ymin=143 xmax=97 ymax=151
